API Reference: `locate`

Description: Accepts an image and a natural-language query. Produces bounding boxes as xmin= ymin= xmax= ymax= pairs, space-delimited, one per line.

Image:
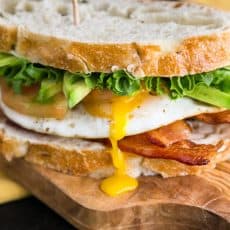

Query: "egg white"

xmin=0 ymin=92 xmax=222 ymax=138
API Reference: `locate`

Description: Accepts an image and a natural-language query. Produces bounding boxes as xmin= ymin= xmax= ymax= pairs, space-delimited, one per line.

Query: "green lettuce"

xmin=168 ymin=70 xmax=230 ymax=108
xmin=106 ymin=70 xmax=141 ymax=96
xmin=144 ymin=77 xmax=167 ymax=95
xmin=0 ymin=53 xmax=64 ymax=94
xmin=0 ymin=52 xmax=229 ymax=109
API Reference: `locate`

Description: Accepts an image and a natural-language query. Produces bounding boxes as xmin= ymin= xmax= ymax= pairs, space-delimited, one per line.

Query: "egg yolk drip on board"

xmin=83 ymin=90 xmax=147 ymax=196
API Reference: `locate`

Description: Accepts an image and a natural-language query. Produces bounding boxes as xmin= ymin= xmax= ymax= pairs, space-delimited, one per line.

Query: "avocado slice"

xmin=37 ymin=79 xmax=62 ymax=103
xmin=63 ymin=74 xmax=91 ymax=109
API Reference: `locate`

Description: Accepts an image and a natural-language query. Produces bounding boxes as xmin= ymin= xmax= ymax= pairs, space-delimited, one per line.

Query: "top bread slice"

xmin=0 ymin=0 xmax=230 ymax=77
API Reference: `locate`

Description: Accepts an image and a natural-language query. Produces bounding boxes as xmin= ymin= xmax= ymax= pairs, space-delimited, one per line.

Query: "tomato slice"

xmin=1 ymin=80 xmax=68 ymax=119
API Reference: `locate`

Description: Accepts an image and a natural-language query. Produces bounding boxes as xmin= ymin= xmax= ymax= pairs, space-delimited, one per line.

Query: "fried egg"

xmin=0 ymin=92 xmax=222 ymax=139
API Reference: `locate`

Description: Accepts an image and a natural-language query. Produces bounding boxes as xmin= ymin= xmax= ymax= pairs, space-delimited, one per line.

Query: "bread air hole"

xmin=141 ymin=7 xmax=164 ymax=13
xmin=57 ymin=6 xmax=69 ymax=17
xmin=24 ymin=3 xmax=34 ymax=12
xmin=4 ymin=1 xmax=17 ymax=15
xmin=132 ymin=12 xmax=218 ymax=27
xmin=95 ymin=3 xmax=110 ymax=12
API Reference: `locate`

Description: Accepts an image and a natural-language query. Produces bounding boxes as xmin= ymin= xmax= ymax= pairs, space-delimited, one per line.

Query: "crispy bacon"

xmin=146 ymin=120 xmax=191 ymax=147
xmin=118 ymin=134 xmax=218 ymax=166
xmin=195 ymin=111 xmax=230 ymax=124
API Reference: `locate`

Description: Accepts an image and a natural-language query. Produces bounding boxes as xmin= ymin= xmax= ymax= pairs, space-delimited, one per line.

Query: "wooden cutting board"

xmin=0 ymin=156 xmax=229 ymax=229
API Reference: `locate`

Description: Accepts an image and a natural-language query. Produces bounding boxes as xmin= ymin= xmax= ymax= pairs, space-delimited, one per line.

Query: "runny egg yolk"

xmin=83 ymin=90 xmax=147 ymax=196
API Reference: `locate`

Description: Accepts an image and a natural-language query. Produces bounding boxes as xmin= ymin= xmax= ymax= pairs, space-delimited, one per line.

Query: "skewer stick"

xmin=72 ymin=0 xmax=80 ymax=26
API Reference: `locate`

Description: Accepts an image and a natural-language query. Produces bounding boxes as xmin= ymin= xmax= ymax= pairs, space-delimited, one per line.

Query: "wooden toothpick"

xmin=72 ymin=0 xmax=80 ymax=26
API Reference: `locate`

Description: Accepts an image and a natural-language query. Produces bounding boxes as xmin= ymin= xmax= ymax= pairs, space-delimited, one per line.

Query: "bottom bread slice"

xmin=0 ymin=110 xmax=229 ymax=179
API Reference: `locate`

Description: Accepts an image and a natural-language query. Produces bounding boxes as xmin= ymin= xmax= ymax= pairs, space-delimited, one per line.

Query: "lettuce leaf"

xmin=169 ymin=71 xmax=230 ymax=108
xmin=0 ymin=52 xmax=229 ymax=109
xmin=145 ymin=77 xmax=167 ymax=95
xmin=106 ymin=70 xmax=140 ymax=96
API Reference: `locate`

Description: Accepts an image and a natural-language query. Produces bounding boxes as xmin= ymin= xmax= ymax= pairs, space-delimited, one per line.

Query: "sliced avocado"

xmin=63 ymin=74 xmax=91 ymax=109
xmin=184 ymin=83 xmax=230 ymax=109
xmin=37 ymin=79 xmax=62 ymax=103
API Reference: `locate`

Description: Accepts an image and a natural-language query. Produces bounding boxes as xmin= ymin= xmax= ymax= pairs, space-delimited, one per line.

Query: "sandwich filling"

xmin=0 ymin=53 xmax=229 ymax=196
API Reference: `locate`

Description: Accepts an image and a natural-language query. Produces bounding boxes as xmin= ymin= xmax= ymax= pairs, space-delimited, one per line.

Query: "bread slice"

xmin=0 ymin=108 xmax=229 ymax=178
xmin=0 ymin=0 xmax=229 ymax=76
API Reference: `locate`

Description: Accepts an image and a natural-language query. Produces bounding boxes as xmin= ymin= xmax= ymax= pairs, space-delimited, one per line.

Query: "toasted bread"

xmin=0 ymin=0 xmax=229 ymax=76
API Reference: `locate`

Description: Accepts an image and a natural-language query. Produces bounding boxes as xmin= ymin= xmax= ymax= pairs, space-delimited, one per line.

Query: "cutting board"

xmin=0 ymin=156 xmax=229 ymax=230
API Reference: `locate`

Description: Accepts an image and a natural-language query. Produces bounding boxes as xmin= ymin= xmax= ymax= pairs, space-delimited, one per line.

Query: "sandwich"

xmin=0 ymin=0 xmax=229 ymax=196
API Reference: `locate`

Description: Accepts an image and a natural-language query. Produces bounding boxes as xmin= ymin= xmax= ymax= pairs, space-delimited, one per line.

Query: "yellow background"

xmin=191 ymin=0 xmax=230 ymax=11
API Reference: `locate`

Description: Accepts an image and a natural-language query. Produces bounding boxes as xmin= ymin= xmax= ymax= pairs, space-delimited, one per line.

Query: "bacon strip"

xmin=118 ymin=134 xmax=218 ymax=166
xmin=146 ymin=120 xmax=191 ymax=147
xmin=195 ymin=111 xmax=230 ymax=124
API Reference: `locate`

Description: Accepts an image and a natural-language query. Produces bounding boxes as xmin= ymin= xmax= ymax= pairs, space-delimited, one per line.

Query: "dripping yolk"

xmin=83 ymin=90 xmax=147 ymax=196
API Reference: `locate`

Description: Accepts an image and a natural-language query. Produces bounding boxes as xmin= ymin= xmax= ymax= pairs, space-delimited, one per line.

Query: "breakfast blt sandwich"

xmin=0 ymin=0 xmax=229 ymax=196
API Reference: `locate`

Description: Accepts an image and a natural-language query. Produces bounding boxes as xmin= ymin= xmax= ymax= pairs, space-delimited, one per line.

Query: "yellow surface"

xmin=191 ymin=0 xmax=230 ymax=11
xmin=0 ymin=171 xmax=29 ymax=204
xmin=101 ymin=92 xmax=146 ymax=196
xmin=101 ymin=174 xmax=138 ymax=197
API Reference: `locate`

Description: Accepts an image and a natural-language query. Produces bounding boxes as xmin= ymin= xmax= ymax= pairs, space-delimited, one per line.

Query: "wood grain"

xmin=0 ymin=156 xmax=229 ymax=229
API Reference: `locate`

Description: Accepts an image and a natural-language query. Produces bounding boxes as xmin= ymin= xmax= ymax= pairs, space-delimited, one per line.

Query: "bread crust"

xmin=26 ymin=144 xmax=112 ymax=176
xmin=16 ymin=29 xmax=230 ymax=77
xmin=0 ymin=25 xmax=16 ymax=52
